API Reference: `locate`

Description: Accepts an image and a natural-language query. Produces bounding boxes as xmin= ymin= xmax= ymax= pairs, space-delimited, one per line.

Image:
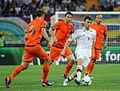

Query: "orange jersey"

xmin=25 ymin=17 xmax=46 ymax=46
xmin=52 ymin=21 xmax=74 ymax=48
xmin=91 ymin=22 xmax=107 ymax=49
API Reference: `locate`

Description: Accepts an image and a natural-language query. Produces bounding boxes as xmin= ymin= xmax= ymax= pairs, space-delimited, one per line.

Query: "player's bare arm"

xmin=103 ymin=34 xmax=107 ymax=48
xmin=60 ymin=40 xmax=71 ymax=56
xmin=48 ymin=27 xmax=58 ymax=43
xmin=41 ymin=27 xmax=50 ymax=48
xmin=91 ymin=42 xmax=96 ymax=60
xmin=71 ymin=40 xmax=76 ymax=45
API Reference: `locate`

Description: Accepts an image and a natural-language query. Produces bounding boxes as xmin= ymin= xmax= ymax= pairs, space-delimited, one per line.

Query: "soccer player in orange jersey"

xmin=49 ymin=12 xmax=75 ymax=78
xmin=5 ymin=11 xmax=54 ymax=88
xmin=85 ymin=14 xmax=107 ymax=77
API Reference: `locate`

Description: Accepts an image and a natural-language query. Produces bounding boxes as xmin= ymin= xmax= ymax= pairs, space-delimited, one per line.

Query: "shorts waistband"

xmin=94 ymin=48 xmax=101 ymax=50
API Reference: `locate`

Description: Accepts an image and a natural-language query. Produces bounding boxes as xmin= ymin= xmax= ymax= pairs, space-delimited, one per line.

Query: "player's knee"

xmin=44 ymin=59 xmax=50 ymax=63
xmin=92 ymin=58 xmax=96 ymax=63
xmin=24 ymin=65 xmax=29 ymax=69
xmin=70 ymin=59 xmax=75 ymax=63
xmin=91 ymin=57 xmax=96 ymax=62
xmin=49 ymin=60 xmax=54 ymax=65
xmin=22 ymin=63 xmax=29 ymax=69
xmin=68 ymin=57 xmax=75 ymax=62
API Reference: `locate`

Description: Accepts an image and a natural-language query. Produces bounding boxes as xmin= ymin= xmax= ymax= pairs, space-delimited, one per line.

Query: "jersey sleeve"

xmin=52 ymin=21 xmax=61 ymax=31
xmin=68 ymin=29 xmax=79 ymax=42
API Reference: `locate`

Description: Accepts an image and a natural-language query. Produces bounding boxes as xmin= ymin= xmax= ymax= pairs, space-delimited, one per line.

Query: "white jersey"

xmin=68 ymin=27 xmax=96 ymax=67
xmin=68 ymin=28 xmax=96 ymax=52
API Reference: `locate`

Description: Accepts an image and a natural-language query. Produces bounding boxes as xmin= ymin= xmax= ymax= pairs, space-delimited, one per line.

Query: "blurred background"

xmin=0 ymin=0 xmax=120 ymax=65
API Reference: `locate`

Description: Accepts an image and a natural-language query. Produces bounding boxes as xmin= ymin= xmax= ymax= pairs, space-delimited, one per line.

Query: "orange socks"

xmin=86 ymin=59 xmax=95 ymax=75
xmin=42 ymin=62 xmax=50 ymax=82
xmin=64 ymin=60 xmax=74 ymax=76
xmin=9 ymin=65 xmax=25 ymax=81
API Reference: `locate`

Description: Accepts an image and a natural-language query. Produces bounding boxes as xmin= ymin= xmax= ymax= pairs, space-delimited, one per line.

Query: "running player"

xmin=5 ymin=10 xmax=54 ymax=88
xmin=49 ymin=12 xmax=75 ymax=78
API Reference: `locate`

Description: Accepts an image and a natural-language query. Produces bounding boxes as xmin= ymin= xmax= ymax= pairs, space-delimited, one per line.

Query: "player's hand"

xmin=53 ymin=37 xmax=58 ymax=43
xmin=47 ymin=42 xmax=51 ymax=49
xmin=60 ymin=50 xmax=65 ymax=56
xmin=71 ymin=40 xmax=76 ymax=45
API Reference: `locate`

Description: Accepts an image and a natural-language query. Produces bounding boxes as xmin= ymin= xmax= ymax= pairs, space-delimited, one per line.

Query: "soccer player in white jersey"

xmin=61 ymin=16 xmax=96 ymax=86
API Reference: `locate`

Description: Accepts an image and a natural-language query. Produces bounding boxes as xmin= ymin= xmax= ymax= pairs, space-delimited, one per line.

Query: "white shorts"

xmin=75 ymin=50 xmax=91 ymax=68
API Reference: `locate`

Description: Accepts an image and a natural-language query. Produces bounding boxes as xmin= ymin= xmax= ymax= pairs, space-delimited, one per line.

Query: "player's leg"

xmin=49 ymin=46 xmax=61 ymax=65
xmin=85 ymin=48 xmax=96 ymax=75
xmin=37 ymin=46 xmax=54 ymax=86
xmin=62 ymin=47 xmax=75 ymax=78
xmin=63 ymin=58 xmax=83 ymax=86
xmin=63 ymin=71 xmax=77 ymax=86
xmin=42 ymin=59 xmax=54 ymax=86
xmin=5 ymin=61 xmax=30 ymax=88
xmin=86 ymin=49 xmax=100 ymax=76
xmin=74 ymin=58 xmax=84 ymax=85
xmin=89 ymin=49 xmax=100 ymax=74
xmin=73 ymin=50 xmax=86 ymax=85
xmin=5 ymin=50 xmax=34 ymax=88
xmin=75 ymin=51 xmax=93 ymax=85
xmin=85 ymin=58 xmax=96 ymax=76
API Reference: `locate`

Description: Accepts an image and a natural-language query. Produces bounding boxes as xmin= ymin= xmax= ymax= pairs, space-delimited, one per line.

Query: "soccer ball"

xmin=81 ymin=76 xmax=92 ymax=86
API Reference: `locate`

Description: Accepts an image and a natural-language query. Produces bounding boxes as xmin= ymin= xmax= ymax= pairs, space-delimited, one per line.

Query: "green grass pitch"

xmin=1 ymin=64 xmax=120 ymax=91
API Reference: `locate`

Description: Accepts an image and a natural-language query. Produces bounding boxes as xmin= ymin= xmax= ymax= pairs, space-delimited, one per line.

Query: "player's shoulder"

xmin=100 ymin=23 xmax=106 ymax=27
xmin=54 ymin=20 xmax=64 ymax=26
xmin=36 ymin=17 xmax=46 ymax=23
xmin=90 ymin=28 xmax=95 ymax=31
xmin=91 ymin=22 xmax=96 ymax=24
xmin=100 ymin=23 xmax=107 ymax=30
xmin=100 ymin=23 xmax=106 ymax=28
xmin=57 ymin=20 xmax=64 ymax=24
xmin=90 ymin=28 xmax=96 ymax=34
xmin=42 ymin=20 xmax=46 ymax=23
xmin=69 ymin=22 xmax=74 ymax=26
xmin=74 ymin=28 xmax=83 ymax=33
xmin=91 ymin=22 xmax=96 ymax=26
xmin=40 ymin=19 xmax=46 ymax=24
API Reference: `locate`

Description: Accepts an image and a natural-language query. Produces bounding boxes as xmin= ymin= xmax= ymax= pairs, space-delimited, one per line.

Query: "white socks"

xmin=76 ymin=65 xmax=82 ymax=81
xmin=68 ymin=74 xmax=74 ymax=81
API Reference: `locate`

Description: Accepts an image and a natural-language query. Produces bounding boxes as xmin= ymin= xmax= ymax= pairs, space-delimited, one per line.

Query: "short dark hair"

xmin=84 ymin=16 xmax=93 ymax=21
xmin=36 ymin=10 xmax=45 ymax=16
xmin=65 ymin=12 xmax=73 ymax=17
xmin=33 ymin=10 xmax=45 ymax=18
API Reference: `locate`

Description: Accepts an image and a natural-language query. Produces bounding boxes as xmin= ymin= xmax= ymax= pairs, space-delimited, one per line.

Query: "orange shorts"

xmin=22 ymin=44 xmax=49 ymax=62
xmin=49 ymin=46 xmax=73 ymax=61
xmin=92 ymin=48 xmax=101 ymax=60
